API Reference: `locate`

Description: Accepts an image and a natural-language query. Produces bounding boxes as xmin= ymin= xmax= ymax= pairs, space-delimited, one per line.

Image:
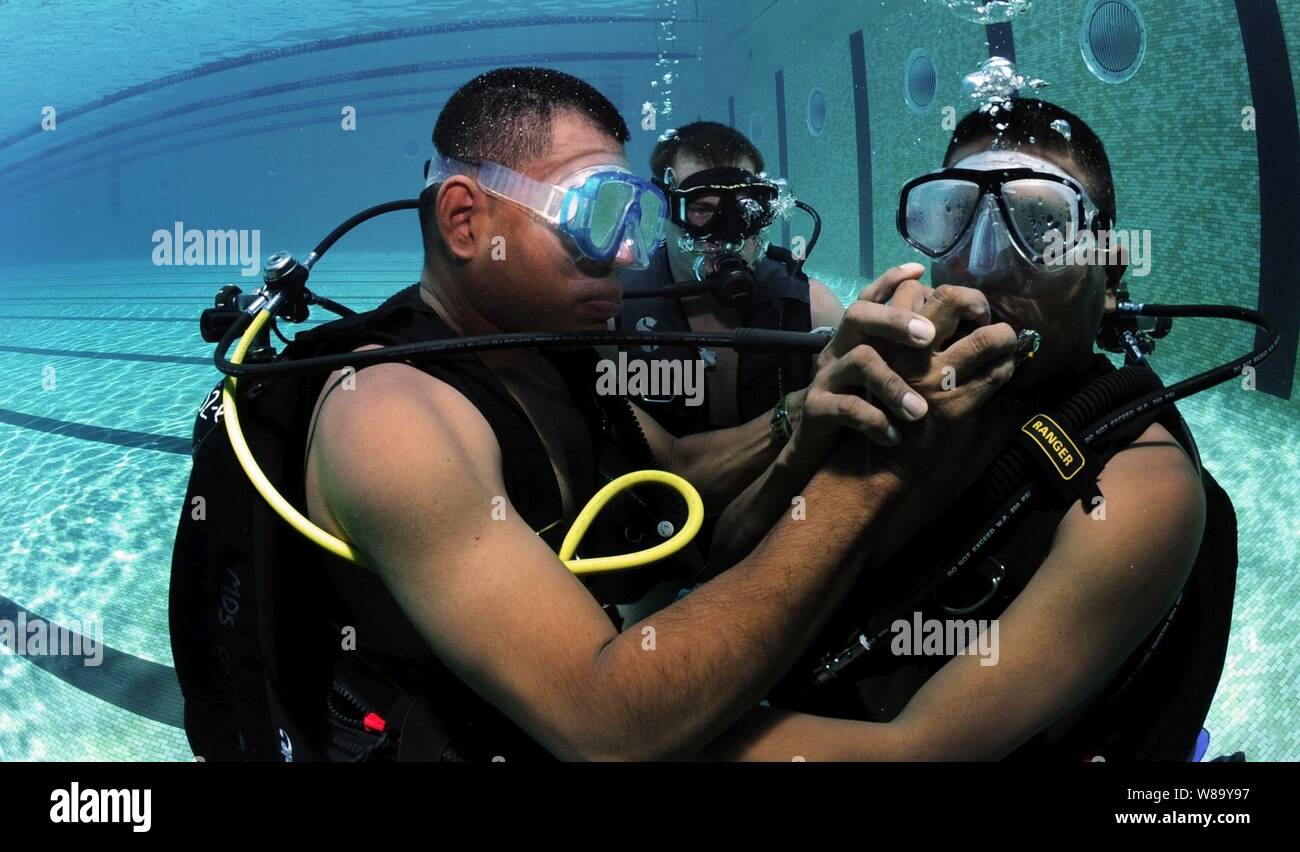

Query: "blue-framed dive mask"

xmin=424 ymin=155 xmax=667 ymax=270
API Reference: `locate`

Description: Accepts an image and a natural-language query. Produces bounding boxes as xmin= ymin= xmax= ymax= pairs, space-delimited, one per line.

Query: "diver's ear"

xmin=435 ymin=175 xmax=484 ymax=264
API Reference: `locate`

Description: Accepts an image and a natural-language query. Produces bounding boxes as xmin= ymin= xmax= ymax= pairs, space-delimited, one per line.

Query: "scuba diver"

xmin=703 ymin=99 xmax=1242 ymax=761
xmin=170 ymin=67 xmax=1025 ymax=762
xmin=614 ymin=122 xmax=844 ymax=437
xmin=613 ymin=122 xmax=845 ymax=615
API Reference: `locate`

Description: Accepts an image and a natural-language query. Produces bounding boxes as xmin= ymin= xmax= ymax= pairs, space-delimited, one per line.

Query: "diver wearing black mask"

xmin=657 ymin=165 xmax=783 ymax=307
xmin=615 ymin=123 xmax=844 ymax=441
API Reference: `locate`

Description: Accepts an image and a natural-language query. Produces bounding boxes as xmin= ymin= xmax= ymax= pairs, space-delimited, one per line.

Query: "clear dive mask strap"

xmin=425 ymin=155 xmax=569 ymax=225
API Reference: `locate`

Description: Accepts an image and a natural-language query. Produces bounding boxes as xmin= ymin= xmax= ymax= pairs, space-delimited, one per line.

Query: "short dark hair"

xmin=433 ymin=66 xmax=629 ymax=169
xmin=945 ymin=98 xmax=1116 ymax=226
xmin=421 ymin=67 xmax=629 ymax=262
xmin=649 ymin=121 xmax=765 ymax=183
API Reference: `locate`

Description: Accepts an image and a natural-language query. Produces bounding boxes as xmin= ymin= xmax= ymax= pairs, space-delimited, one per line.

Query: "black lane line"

xmin=1235 ymin=0 xmax=1300 ymax=399
xmin=0 ymin=16 xmax=683 ymax=152
xmin=775 ymin=69 xmax=791 ymax=249
xmin=849 ymin=29 xmax=874 ymax=278
xmin=986 ymin=22 xmax=1016 ymax=63
xmin=0 ymin=409 xmax=191 ymax=454
xmin=0 ymin=594 xmax=183 ymax=728
xmin=0 ymin=345 xmax=208 ymax=365
xmin=0 ymin=314 xmax=327 ymax=325
xmin=0 ymin=314 xmax=196 ymax=323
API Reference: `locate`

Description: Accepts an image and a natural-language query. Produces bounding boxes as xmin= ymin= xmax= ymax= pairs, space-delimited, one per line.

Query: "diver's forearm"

xmin=591 ymin=462 xmax=905 ymax=760
xmin=701 ymin=707 xmax=910 ymax=761
xmin=708 ymin=438 xmax=822 ymax=571
xmin=670 ymin=409 xmax=781 ymax=511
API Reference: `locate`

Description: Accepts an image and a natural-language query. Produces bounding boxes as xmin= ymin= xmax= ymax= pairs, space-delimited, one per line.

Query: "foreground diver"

xmin=615 ymin=122 xmax=844 ymax=436
xmin=173 ymin=67 xmax=1024 ymax=761
xmin=705 ymin=100 xmax=1237 ymax=761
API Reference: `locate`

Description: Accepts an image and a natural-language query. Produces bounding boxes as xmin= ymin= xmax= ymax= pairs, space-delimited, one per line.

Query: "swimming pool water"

xmin=1 ymin=254 xmax=1296 ymax=760
xmin=1 ymin=0 xmax=1297 ymax=762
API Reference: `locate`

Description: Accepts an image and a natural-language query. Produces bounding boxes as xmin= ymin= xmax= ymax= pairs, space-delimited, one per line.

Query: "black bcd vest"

xmin=615 ymin=244 xmax=816 ymax=436
xmin=770 ymin=355 xmax=1238 ymax=762
xmin=170 ymin=285 xmax=704 ymax=762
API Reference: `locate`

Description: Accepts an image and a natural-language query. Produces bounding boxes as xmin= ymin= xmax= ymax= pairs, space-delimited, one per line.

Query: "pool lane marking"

xmin=0 ymin=409 xmax=190 ymax=454
xmin=0 ymin=345 xmax=208 ymax=365
xmin=0 ymin=314 xmax=330 ymax=324
xmin=0 ymin=594 xmax=183 ymax=728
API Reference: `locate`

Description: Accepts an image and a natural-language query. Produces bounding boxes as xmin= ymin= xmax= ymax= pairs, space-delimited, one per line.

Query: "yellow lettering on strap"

xmin=1021 ymin=414 xmax=1086 ymax=481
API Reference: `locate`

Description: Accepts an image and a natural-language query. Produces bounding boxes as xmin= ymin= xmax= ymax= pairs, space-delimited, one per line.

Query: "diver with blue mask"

xmin=423 ymin=154 xmax=668 ymax=274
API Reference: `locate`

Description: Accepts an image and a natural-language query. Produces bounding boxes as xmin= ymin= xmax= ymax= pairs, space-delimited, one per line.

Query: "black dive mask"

xmin=655 ymin=167 xmax=782 ymax=309
xmin=655 ymin=167 xmax=781 ymax=243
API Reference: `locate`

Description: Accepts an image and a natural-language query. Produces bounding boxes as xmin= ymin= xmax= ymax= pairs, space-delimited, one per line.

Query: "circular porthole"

xmin=904 ymin=48 xmax=938 ymax=113
xmin=1080 ymin=0 xmax=1146 ymax=84
xmin=748 ymin=111 xmax=763 ymax=144
xmin=806 ymin=87 xmax=827 ymax=137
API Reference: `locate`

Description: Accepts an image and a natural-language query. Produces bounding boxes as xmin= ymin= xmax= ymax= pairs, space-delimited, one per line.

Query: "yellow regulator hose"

xmin=221 ymin=308 xmax=704 ymax=574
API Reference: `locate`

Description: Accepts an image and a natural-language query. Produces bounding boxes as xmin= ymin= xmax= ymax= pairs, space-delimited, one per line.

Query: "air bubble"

xmin=942 ymin=0 xmax=1034 ymax=25
xmin=962 ymin=55 xmax=1049 ymax=114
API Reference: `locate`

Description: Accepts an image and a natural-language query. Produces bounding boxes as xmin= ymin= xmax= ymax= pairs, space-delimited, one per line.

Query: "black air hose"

xmin=978 ymin=364 xmax=1164 ymax=511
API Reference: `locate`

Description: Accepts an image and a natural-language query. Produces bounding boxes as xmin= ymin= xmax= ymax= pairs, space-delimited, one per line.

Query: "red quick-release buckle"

xmin=363 ymin=712 xmax=387 ymax=734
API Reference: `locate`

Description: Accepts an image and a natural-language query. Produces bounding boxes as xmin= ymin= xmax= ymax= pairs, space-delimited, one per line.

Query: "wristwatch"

xmin=770 ymin=393 xmax=794 ymax=447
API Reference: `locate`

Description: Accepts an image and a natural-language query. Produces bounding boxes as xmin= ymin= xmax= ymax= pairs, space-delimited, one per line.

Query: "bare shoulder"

xmin=808 ymin=278 xmax=846 ymax=328
xmin=317 ymin=346 xmax=498 ymax=460
xmin=305 ymin=346 xmax=504 ymax=545
xmin=1097 ymin=420 xmax=1204 ymax=523
xmin=1049 ymin=418 xmax=1206 ymax=610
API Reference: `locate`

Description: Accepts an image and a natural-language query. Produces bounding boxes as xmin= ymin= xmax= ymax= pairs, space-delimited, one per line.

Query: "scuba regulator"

xmin=644 ymin=166 xmax=823 ymax=307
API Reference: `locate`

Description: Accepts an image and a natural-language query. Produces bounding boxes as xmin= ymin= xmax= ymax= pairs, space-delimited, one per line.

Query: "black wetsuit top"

xmin=615 ymin=244 xmax=815 ymax=436
xmin=769 ymin=355 xmax=1237 ymax=761
xmin=279 ymin=285 xmax=704 ymax=760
